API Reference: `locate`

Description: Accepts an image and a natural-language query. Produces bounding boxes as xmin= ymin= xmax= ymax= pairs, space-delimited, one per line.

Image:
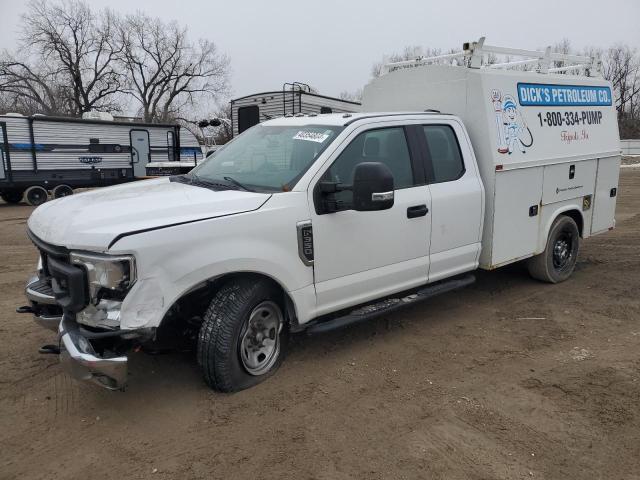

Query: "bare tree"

xmin=0 ymin=54 xmax=68 ymax=114
xmin=117 ymin=12 xmax=229 ymax=123
xmin=9 ymin=0 xmax=125 ymax=114
xmin=339 ymin=88 xmax=362 ymax=102
xmin=603 ymin=45 xmax=640 ymax=115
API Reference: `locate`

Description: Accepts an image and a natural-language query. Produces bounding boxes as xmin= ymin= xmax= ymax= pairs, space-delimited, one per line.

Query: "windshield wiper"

xmin=223 ymin=176 xmax=254 ymax=192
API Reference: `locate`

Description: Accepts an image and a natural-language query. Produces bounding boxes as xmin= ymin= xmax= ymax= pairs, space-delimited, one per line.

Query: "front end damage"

xmin=18 ymin=231 xmax=152 ymax=390
xmin=58 ymin=315 xmax=129 ymax=390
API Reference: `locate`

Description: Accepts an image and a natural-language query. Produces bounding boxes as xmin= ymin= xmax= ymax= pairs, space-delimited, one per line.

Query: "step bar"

xmin=305 ymin=274 xmax=475 ymax=335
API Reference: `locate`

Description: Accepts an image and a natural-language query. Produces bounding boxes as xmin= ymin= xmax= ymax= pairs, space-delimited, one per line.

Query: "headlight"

xmin=70 ymin=252 xmax=136 ymax=301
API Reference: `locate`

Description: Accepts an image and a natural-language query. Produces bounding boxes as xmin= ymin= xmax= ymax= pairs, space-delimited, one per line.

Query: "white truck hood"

xmin=27 ymin=178 xmax=271 ymax=250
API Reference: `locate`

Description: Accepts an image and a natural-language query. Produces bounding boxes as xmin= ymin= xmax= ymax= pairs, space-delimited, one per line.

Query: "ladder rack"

xmin=383 ymin=37 xmax=601 ymax=77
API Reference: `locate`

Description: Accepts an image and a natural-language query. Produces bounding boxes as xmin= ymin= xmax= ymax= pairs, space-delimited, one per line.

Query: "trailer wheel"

xmin=528 ymin=215 xmax=580 ymax=283
xmin=197 ymin=278 xmax=287 ymax=392
xmin=24 ymin=186 xmax=49 ymax=206
xmin=0 ymin=190 xmax=24 ymax=204
xmin=52 ymin=184 xmax=73 ymax=199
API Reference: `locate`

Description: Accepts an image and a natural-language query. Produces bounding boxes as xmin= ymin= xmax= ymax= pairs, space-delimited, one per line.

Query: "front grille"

xmin=28 ymin=230 xmax=88 ymax=313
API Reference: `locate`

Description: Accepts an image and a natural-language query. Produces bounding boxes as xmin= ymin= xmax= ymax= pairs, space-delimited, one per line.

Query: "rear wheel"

xmin=0 ymin=190 xmax=24 ymax=204
xmin=528 ymin=215 xmax=580 ymax=283
xmin=52 ymin=184 xmax=73 ymax=199
xmin=24 ymin=186 xmax=49 ymax=206
xmin=197 ymin=278 xmax=287 ymax=392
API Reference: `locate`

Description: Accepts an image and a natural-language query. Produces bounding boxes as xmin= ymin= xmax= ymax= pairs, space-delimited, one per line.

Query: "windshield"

xmin=190 ymin=124 xmax=343 ymax=192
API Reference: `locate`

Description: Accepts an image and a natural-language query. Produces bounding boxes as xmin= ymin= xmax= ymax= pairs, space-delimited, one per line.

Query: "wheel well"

xmin=155 ymin=272 xmax=297 ymax=346
xmin=560 ymin=209 xmax=584 ymax=237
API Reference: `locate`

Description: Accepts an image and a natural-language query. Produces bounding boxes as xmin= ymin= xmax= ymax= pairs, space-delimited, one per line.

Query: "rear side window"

xmin=423 ymin=125 xmax=464 ymax=183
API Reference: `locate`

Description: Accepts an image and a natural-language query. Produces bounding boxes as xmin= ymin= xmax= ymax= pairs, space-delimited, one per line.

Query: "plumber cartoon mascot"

xmin=491 ymin=90 xmax=533 ymax=154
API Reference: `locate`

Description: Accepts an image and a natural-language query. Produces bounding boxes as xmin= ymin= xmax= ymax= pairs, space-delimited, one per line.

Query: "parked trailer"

xmin=0 ymin=113 xmax=202 ymax=205
xmin=230 ymin=82 xmax=361 ymax=137
xmin=620 ymin=139 xmax=640 ymax=156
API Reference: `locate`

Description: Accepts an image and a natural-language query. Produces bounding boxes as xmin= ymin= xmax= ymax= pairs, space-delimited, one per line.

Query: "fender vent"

xmin=296 ymin=221 xmax=314 ymax=266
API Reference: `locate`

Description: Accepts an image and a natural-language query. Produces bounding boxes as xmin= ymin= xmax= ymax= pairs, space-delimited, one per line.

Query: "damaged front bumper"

xmin=58 ymin=315 xmax=129 ymax=390
xmin=24 ymin=275 xmax=62 ymax=331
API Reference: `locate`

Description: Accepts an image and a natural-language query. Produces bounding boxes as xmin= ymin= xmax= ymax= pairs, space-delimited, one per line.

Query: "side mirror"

xmin=352 ymin=162 xmax=394 ymax=211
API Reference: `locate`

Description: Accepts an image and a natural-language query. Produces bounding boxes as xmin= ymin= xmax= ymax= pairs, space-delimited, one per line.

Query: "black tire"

xmin=52 ymin=184 xmax=73 ymax=199
xmin=24 ymin=186 xmax=49 ymax=206
xmin=528 ymin=215 xmax=580 ymax=283
xmin=0 ymin=190 xmax=24 ymax=204
xmin=197 ymin=278 xmax=287 ymax=392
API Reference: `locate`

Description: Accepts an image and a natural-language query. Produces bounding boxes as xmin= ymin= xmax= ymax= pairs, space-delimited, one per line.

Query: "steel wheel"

xmin=528 ymin=215 xmax=580 ymax=283
xmin=52 ymin=184 xmax=73 ymax=199
xmin=25 ymin=186 xmax=48 ymax=206
xmin=239 ymin=301 xmax=282 ymax=376
xmin=552 ymin=233 xmax=573 ymax=270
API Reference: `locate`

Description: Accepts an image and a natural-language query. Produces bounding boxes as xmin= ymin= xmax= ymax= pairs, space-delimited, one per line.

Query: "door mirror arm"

xmin=316 ymin=162 xmax=394 ymax=214
xmin=318 ymin=181 xmax=352 ymax=214
xmin=319 ymin=181 xmax=351 ymax=194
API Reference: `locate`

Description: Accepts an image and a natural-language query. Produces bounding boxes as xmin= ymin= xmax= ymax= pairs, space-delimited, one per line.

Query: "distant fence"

xmin=621 ymin=139 xmax=640 ymax=156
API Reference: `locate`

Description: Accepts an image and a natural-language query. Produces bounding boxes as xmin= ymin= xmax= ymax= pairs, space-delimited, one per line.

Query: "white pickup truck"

xmin=20 ymin=40 xmax=621 ymax=392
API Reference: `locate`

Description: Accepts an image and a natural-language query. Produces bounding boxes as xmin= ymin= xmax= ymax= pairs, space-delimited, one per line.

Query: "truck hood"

xmin=28 ymin=178 xmax=271 ymax=250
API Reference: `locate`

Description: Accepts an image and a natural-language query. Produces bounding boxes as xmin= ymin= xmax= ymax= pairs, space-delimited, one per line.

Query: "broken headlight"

xmin=70 ymin=252 xmax=136 ymax=300
xmin=70 ymin=252 xmax=136 ymax=328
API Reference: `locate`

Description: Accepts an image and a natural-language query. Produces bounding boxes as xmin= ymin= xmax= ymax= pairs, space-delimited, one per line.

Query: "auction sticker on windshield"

xmin=293 ymin=131 xmax=330 ymax=143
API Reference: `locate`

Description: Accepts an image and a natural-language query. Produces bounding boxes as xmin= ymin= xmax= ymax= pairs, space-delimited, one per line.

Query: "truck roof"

xmin=262 ymin=111 xmax=453 ymax=128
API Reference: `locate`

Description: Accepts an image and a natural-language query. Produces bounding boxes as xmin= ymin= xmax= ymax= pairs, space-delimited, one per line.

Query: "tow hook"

xmin=39 ymin=344 xmax=61 ymax=355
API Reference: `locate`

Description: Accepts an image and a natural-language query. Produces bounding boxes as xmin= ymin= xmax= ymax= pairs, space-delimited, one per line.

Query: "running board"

xmin=305 ymin=274 xmax=475 ymax=335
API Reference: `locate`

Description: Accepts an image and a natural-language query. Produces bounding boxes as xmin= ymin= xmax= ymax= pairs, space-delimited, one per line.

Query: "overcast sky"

xmin=1 ymin=0 xmax=639 ymax=102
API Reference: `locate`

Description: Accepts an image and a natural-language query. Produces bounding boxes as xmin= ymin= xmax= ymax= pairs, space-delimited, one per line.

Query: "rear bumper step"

xmin=305 ymin=274 xmax=476 ymax=335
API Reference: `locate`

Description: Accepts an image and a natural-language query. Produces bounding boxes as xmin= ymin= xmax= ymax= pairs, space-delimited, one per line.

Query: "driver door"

xmin=309 ymin=123 xmax=431 ymax=316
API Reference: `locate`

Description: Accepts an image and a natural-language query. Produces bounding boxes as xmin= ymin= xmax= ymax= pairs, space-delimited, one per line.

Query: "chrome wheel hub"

xmin=553 ymin=236 xmax=572 ymax=269
xmin=239 ymin=301 xmax=282 ymax=376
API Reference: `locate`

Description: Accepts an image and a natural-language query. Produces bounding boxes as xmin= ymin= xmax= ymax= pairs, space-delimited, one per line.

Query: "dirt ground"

xmin=1 ymin=170 xmax=639 ymax=480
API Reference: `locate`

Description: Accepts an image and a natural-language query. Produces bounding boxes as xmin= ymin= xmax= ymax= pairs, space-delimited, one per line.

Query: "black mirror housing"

xmin=352 ymin=162 xmax=395 ymax=211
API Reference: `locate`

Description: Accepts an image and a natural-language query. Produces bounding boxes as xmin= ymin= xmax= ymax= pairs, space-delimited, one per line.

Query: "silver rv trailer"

xmin=230 ymin=82 xmax=361 ymax=137
xmin=0 ymin=113 xmax=202 ymax=205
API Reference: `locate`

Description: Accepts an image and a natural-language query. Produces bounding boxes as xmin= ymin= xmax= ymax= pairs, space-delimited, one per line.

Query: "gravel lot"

xmin=1 ymin=169 xmax=639 ymax=480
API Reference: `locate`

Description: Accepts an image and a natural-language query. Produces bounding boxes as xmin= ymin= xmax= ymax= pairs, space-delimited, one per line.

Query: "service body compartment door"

xmin=591 ymin=156 xmax=621 ymax=234
xmin=491 ymin=167 xmax=543 ymax=266
xmin=541 ymin=159 xmax=597 ymax=205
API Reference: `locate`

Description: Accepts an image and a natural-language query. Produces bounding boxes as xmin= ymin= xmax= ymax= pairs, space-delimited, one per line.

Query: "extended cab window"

xmin=423 ymin=125 xmax=464 ymax=183
xmin=324 ymin=127 xmax=415 ymax=189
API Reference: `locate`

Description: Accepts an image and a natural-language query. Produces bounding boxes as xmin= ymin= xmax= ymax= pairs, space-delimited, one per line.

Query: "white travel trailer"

xmin=362 ymin=38 xmax=621 ymax=268
xmin=0 ymin=113 xmax=202 ymax=205
xmin=230 ymin=82 xmax=361 ymax=137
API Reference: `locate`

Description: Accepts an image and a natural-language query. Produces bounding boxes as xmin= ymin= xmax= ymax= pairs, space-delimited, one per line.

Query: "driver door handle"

xmin=407 ymin=204 xmax=428 ymax=218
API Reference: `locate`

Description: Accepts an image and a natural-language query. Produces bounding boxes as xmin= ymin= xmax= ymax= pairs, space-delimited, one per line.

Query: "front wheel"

xmin=528 ymin=215 xmax=580 ymax=283
xmin=197 ymin=278 xmax=287 ymax=392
